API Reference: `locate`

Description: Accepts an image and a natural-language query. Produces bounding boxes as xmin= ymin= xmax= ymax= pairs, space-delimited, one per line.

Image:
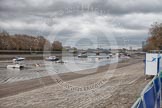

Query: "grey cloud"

xmin=1 ymin=0 xmax=162 ymax=17
xmin=0 ymin=0 xmax=161 ymax=49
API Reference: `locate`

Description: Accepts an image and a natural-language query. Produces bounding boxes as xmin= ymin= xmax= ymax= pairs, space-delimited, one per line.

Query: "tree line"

xmin=0 ymin=31 xmax=62 ymax=51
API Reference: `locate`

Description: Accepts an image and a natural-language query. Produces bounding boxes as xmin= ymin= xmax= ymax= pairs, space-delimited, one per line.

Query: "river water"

xmin=0 ymin=55 xmax=121 ymax=84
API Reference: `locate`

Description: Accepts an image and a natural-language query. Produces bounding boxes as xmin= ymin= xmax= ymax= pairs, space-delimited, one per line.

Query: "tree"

xmin=0 ymin=31 xmax=52 ymax=51
xmin=144 ymin=22 xmax=162 ymax=51
xmin=52 ymin=41 xmax=63 ymax=51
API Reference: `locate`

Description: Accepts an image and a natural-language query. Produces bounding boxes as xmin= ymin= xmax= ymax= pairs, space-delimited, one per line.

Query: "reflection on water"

xmin=0 ymin=55 xmax=121 ymax=84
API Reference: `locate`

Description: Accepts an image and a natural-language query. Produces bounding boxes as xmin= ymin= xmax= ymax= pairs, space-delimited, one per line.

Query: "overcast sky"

xmin=0 ymin=0 xmax=162 ymax=49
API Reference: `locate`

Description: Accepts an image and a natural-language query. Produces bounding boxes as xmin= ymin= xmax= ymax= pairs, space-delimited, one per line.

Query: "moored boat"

xmin=45 ymin=56 xmax=59 ymax=61
xmin=13 ymin=57 xmax=25 ymax=62
xmin=78 ymin=53 xmax=88 ymax=58
xmin=7 ymin=64 xmax=24 ymax=69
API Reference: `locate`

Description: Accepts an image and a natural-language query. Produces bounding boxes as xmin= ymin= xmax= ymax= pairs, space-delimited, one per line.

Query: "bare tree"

xmin=144 ymin=22 xmax=162 ymax=51
xmin=52 ymin=41 xmax=63 ymax=51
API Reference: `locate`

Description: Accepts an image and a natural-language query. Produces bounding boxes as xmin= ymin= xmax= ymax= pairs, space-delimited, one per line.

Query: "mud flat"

xmin=0 ymin=58 xmax=150 ymax=108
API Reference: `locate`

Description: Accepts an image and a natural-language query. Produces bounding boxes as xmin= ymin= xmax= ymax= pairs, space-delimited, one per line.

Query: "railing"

xmin=131 ymin=73 xmax=162 ymax=108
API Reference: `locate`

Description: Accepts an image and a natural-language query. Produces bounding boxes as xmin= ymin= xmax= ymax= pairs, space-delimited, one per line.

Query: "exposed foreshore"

xmin=0 ymin=56 xmax=150 ymax=108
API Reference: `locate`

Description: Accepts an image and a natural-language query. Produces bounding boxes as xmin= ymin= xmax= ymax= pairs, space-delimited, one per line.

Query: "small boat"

xmin=56 ymin=60 xmax=64 ymax=64
xmin=78 ymin=53 xmax=88 ymax=58
xmin=13 ymin=57 xmax=25 ymax=62
xmin=7 ymin=64 xmax=24 ymax=69
xmin=109 ymin=54 xmax=113 ymax=58
xmin=45 ymin=56 xmax=59 ymax=61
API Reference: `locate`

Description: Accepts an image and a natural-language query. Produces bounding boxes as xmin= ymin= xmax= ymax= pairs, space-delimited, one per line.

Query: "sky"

xmin=0 ymin=0 xmax=162 ymax=49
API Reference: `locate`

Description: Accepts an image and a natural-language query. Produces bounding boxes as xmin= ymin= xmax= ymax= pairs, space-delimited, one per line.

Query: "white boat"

xmin=78 ymin=53 xmax=88 ymax=58
xmin=109 ymin=54 xmax=113 ymax=57
xmin=56 ymin=60 xmax=65 ymax=64
xmin=13 ymin=57 xmax=25 ymax=62
xmin=7 ymin=64 xmax=24 ymax=69
xmin=45 ymin=56 xmax=59 ymax=61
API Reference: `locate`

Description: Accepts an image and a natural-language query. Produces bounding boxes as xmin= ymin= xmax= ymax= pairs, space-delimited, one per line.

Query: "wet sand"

xmin=0 ymin=58 xmax=150 ymax=108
